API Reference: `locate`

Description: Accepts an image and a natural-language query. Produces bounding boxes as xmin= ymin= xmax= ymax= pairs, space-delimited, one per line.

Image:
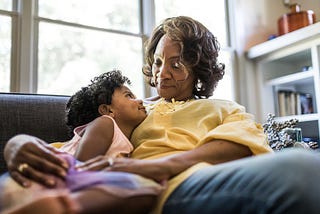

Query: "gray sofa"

xmin=0 ymin=93 xmax=71 ymax=175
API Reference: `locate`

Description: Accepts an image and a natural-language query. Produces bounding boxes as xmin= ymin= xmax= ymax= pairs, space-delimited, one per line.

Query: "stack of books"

xmin=277 ymin=90 xmax=313 ymax=116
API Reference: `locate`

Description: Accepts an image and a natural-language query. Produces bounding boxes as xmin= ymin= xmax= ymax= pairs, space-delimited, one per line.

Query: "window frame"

xmin=6 ymin=0 xmax=234 ymax=100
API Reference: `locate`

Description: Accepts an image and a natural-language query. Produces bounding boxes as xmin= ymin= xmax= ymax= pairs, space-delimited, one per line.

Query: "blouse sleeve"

xmin=198 ymin=101 xmax=273 ymax=155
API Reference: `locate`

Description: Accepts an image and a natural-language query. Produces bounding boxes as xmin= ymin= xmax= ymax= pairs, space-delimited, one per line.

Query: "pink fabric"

xmin=60 ymin=115 xmax=133 ymax=157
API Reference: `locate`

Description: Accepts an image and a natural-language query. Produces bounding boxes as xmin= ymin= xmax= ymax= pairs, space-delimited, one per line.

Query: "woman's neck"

xmin=164 ymin=95 xmax=195 ymax=102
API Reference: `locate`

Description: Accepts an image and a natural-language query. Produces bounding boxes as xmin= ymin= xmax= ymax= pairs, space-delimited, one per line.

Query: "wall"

xmin=233 ymin=0 xmax=320 ymax=52
xmin=230 ymin=0 xmax=320 ymax=121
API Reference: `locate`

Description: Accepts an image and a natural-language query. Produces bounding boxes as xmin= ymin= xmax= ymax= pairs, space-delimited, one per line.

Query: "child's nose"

xmin=136 ymin=99 xmax=143 ymax=104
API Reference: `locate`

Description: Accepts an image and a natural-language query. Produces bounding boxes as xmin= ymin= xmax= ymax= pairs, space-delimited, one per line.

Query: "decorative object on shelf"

xmin=301 ymin=65 xmax=312 ymax=72
xmin=263 ymin=113 xmax=305 ymax=151
xmin=278 ymin=3 xmax=315 ymax=36
xmin=303 ymin=137 xmax=319 ymax=150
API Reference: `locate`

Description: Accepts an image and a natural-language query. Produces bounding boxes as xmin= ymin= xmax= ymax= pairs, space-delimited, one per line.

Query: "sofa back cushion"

xmin=0 ymin=93 xmax=70 ymax=174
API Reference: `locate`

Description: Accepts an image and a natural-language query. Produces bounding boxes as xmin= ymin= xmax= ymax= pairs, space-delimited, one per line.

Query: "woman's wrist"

xmin=160 ymin=155 xmax=196 ymax=178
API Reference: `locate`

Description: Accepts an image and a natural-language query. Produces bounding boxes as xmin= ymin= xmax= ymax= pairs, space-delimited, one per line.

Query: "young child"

xmin=0 ymin=70 xmax=163 ymax=214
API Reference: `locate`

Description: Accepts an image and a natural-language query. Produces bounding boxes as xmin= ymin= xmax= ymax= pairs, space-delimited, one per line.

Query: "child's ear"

xmin=98 ymin=104 xmax=114 ymax=117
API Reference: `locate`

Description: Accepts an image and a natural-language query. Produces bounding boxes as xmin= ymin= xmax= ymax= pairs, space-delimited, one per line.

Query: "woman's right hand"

xmin=4 ymin=134 xmax=69 ymax=188
xmin=76 ymin=156 xmax=172 ymax=183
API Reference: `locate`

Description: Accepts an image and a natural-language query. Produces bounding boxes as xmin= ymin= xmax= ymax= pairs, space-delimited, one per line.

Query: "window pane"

xmin=0 ymin=0 xmax=12 ymax=11
xmin=211 ymin=51 xmax=234 ymax=100
xmin=38 ymin=0 xmax=140 ymax=33
xmin=37 ymin=22 xmax=144 ymax=97
xmin=155 ymin=0 xmax=227 ymax=47
xmin=0 ymin=15 xmax=11 ymax=92
xmin=155 ymin=0 xmax=233 ymax=100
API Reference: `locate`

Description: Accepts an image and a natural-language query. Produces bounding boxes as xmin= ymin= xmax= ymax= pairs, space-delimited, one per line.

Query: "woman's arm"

xmin=74 ymin=116 xmax=114 ymax=161
xmin=4 ymin=134 xmax=69 ymax=187
xmin=158 ymin=139 xmax=252 ymax=179
xmin=77 ymin=139 xmax=252 ymax=182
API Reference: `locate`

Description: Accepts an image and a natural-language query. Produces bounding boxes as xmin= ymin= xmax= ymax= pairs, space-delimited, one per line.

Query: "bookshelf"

xmin=247 ymin=22 xmax=320 ymax=143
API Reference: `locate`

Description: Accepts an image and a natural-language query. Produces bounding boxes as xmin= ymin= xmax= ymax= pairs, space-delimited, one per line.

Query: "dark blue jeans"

xmin=163 ymin=149 xmax=320 ymax=214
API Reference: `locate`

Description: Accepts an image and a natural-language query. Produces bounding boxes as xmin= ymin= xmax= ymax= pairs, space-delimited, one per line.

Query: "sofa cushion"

xmin=0 ymin=93 xmax=70 ymax=174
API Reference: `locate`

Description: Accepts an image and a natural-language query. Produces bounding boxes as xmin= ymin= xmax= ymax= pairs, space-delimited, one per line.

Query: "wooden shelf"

xmin=247 ymin=22 xmax=320 ymax=60
xmin=266 ymin=70 xmax=314 ymax=86
xmin=275 ymin=113 xmax=319 ymax=123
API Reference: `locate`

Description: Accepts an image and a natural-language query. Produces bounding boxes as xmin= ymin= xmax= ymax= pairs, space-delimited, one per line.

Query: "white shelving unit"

xmin=247 ymin=22 xmax=320 ymax=142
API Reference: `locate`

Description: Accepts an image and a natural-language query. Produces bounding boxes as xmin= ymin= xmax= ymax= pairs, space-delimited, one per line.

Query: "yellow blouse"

xmin=130 ymin=98 xmax=273 ymax=213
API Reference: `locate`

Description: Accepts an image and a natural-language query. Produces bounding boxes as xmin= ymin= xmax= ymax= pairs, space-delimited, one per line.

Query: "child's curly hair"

xmin=65 ymin=69 xmax=131 ymax=136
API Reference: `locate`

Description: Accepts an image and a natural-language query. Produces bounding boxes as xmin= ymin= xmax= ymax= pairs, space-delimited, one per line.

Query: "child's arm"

xmin=74 ymin=116 xmax=114 ymax=162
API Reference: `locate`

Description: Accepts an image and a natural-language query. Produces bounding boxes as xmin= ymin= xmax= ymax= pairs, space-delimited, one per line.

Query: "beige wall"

xmin=233 ymin=0 xmax=320 ymax=53
xmin=231 ymin=0 xmax=320 ymax=119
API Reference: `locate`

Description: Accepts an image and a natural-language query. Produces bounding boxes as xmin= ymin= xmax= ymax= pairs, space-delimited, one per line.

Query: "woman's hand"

xmin=76 ymin=139 xmax=252 ymax=183
xmin=76 ymin=156 xmax=171 ymax=183
xmin=4 ymin=134 xmax=69 ymax=187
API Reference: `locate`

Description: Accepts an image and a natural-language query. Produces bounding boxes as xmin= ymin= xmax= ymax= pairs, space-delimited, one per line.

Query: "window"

xmin=0 ymin=0 xmax=12 ymax=10
xmin=0 ymin=0 xmax=14 ymax=92
xmin=2 ymin=0 xmax=232 ymax=100
xmin=37 ymin=21 xmax=143 ymax=96
xmin=37 ymin=0 xmax=144 ymax=97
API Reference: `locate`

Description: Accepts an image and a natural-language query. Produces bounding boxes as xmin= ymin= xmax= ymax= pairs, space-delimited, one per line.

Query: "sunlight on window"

xmin=0 ymin=15 xmax=11 ymax=92
xmin=37 ymin=22 xmax=144 ymax=97
xmin=154 ymin=0 xmax=234 ymax=100
xmin=38 ymin=0 xmax=140 ymax=33
xmin=155 ymin=0 xmax=227 ymax=47
xmin=212 ymin=51 xmax=234 ymax=100
xmin=0 ymin=0 xmax=12 ymax=11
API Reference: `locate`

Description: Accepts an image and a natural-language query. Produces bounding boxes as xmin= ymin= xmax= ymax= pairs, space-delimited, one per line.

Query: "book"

xmin=278 ymin=91 xmax=286 ymax=116
xmin=299 ymin=93 xmax=313 ymax=114
xmin=277 ymin=91 xmax=314 ymax=116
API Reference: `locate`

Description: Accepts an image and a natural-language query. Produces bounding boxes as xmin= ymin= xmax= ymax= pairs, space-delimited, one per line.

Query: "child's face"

xmin=109 ymin=85 xmax=147 ymax=128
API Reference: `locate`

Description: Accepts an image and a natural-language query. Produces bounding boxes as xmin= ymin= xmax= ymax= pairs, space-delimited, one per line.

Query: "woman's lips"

xmin=159 ymin=82 xmax=174 ymax=89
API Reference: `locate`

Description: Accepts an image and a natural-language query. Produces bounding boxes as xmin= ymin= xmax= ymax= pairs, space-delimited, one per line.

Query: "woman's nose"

xmin=158 ymin=64 xmax=171 ymax=79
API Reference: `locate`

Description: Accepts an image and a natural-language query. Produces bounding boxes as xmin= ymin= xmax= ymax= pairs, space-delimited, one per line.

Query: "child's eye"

xmin=126 ymin=93 xmax=135 ymax=99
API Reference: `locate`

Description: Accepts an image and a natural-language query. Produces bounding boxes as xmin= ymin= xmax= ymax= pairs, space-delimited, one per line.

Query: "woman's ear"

xmin=98 ymin=104 xmax=114 ymax=117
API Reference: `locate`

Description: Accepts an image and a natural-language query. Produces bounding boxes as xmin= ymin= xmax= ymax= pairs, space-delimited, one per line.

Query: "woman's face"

xmin=152 ymin=35 xmax=195 ymax=101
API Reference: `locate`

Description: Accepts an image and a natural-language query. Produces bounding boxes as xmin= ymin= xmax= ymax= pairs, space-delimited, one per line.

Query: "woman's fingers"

xmin=5 ymin=135 xmax=69 ymax=187
xmin=13 ymin=143 xmax=67 ymax=179
xmin=75 ymin=155 xmax=111 ymax=171
xmin=9 ymin=170 xmax=32 ymax=187
xmin=76 ymin=156 xmax=168 ymax=182
xmin=25 ymin=151 xmax=68 ymax=178
xmin=30 ymin=142 xmax=69 ymax=171
xmin=20 ymin=163 xmax=58 ymax=187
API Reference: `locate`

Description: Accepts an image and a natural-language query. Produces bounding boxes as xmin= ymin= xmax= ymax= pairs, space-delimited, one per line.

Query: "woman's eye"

xmin=172 ymin=62 xmax=181 ymax=69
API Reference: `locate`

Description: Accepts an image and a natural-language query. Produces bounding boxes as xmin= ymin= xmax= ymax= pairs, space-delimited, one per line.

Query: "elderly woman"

xmin=4 ymin=16 xmax=320 ymax=214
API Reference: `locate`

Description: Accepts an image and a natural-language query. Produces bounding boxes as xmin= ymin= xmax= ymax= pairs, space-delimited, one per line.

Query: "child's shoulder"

xmin=91 ymin=115 xmax=115 ymax=127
